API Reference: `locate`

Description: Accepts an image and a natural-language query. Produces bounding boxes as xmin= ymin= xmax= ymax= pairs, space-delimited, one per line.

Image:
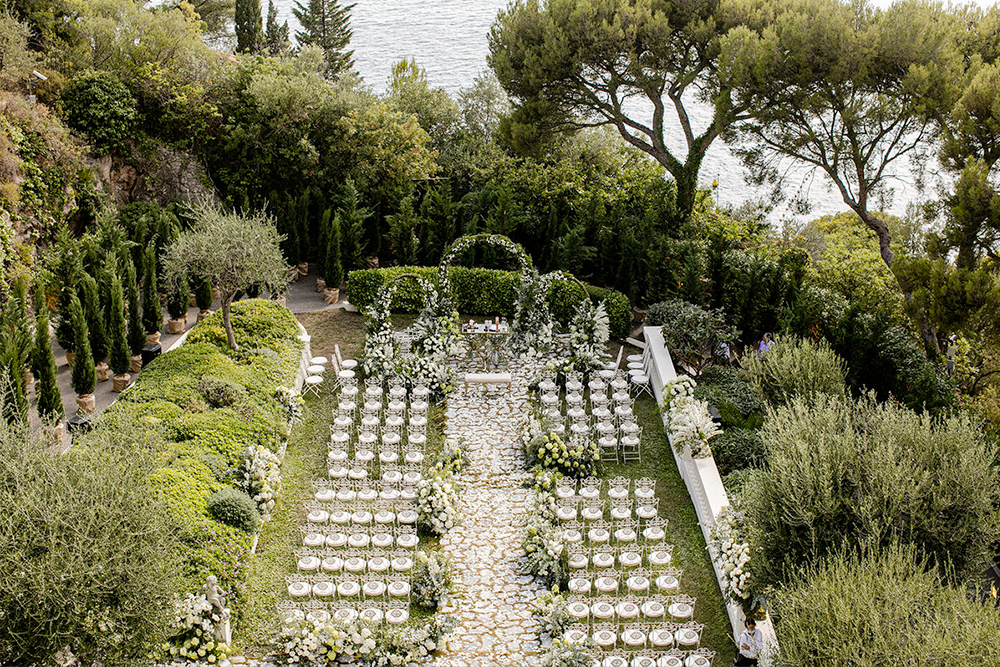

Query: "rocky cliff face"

xmin=90 ymin=142 xmax=214 ymax=209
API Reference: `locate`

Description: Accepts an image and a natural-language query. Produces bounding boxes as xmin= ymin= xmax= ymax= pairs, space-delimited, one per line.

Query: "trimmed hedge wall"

xmin=98 ymin=300 xmax=303 ymax=620
xmin=347 ymin=266 xmax=632 ymax=340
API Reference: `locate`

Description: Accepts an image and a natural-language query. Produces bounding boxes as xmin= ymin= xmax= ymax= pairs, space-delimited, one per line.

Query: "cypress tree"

xmin=141 ymin=246 xmax=162 ymax=336
xmin=68 ymin=294 xmax=95 ymax=397
xmin=107 ymin=272 xmax=131 ymax=378
xmin=166 ymin=273 xmax=190 ymax=321
xmin=265 ymin=0 xmax=290 ymax=54
xmin=0 ymin=277 xmax=31 ymax=425
xmin=292 ymin=0 xmax=356 ymax=77
xmin=235 ymin=0 xmax=264 ymax=53
xmin=337 ymin=178 xmax=370 ymax=271
xmin=33 ymin=288 xmax=64 ymax=423
xmin=194 ymin=275 xmax=214 ymax=311
xmin=324 ymin=212 xmax=344 ymax=287
xmin=78 ymin=272 xmax=108 ymax=364
xmin=125 ymin=257 xmax=145 ymax=355
xmin=317 ymin=207 xmax=331 ymax=280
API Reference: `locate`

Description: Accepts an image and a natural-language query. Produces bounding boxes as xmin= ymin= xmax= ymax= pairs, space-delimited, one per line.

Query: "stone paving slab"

xmin=435 ymin=374 xmax=544 ymax=667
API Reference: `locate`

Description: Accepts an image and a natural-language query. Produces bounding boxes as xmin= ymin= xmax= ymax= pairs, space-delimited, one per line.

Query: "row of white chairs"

xmin=293 ymin=550 xmax=416 ymax=575
xmin=567 ymin=569 xmax=683 ymax=597
xmin=566 ymin=545 xmax=676 ymax=571
xmin=279 ymin=599 xmax=410 ymax=627
xmin=562 ymin=518 xmax=667 ymax=544
xmin=556 ymin=477 xmax=655 ymax=500
xmin=286 ymin=574 xmax=413 ymax=602
xmin=574 ymin=645 xmax=714 ymax=667
xmin=555 ymin=498 xmax=661 ymax=523
xmin=301 ymin=526 xmax=420 ymax=550
xmin=302 ymin=503 xmax=419 ymax=527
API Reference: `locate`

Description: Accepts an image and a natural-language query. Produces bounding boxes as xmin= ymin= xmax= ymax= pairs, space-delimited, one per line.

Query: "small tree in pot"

xmin=125 ymin=257 xmax=145 ymax=372
xmin=33 ymin=288 xmax=64 ymax=427
xmin=165 ymin=204 xmax=286 ymax=350
xmin=193 ymin=274 xmax=214 ymax=321
xmin=141 ymin=245 xmax=163 ymax=345
xmin=67 ymin=294 xmax=96 ymax=413
xmin=323 ymin=211 xmax=343 ymax=304
xmin=78 ymin=273 xmax=109 ymax=381
xmin=165 ymin=273 xmax=189 ymax=334
xmin=107 ymin=271 xmax=132 ymax=392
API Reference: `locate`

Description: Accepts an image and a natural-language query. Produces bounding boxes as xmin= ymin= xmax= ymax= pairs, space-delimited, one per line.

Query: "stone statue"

xmin=202 ymin=575 xmax=232 ymax=645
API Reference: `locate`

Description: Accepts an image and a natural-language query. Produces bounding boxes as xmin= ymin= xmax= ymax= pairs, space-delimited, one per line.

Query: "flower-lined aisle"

xmin=434 ymin=376 xmax=545 ymax=667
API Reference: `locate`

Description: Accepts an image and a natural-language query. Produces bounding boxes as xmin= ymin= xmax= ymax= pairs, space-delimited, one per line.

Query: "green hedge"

xmin=98 ymin=300 xmax=302 ymax=619
xmin=347 ymin=266 xmax=632 ymax=339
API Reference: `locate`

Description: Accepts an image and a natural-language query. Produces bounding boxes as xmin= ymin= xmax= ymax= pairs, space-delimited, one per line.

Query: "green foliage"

xmin=166 ymin=272 xmax=190 ymax=320
xmin=68 ymin=293 xmax=95 ymax=396
xmin=322 ymin=210 xmax=344 ymax=287
xmin=265 ymin=0 xmax=290 ymax=54
xmin=707 ymin=428 xmax=765 ymax=477
xmin=193 ymin=275 xmax=214 ymax=311
xmin=743 ymin=336 xmax=847 ymax=407
xmin=0 ymin=416 xmax=182 ymax=666
xmin=772 ymin=544 xmax=1000 ymax=667
xmin=745 ymin=395 xmax=1000 ymax=589
xmin=142 ymin=245 xmax=162 ymax=335
xmin=186 ymin=300 xmax=301 ymax=365
xmin=347 ymin=265 xmax=630 ymax=336
xmin=647 ymin=298 xmax=737 ymax=377
xmin=78 ymin=272 xmax=108 ymax=362
xmin=693 ymin=365 xmax=764 ymax=430
xmin=164 ymin=204 xmax=287 ymax=350
xmin=125 ymin=256 xmax=145 ymax=355
xmin=107 ymin=271 xmax=131 ymax=377
xmin=33 ymin=290 xmax=63 ymax=422
xmin=292 ymin=0 xmax=355 ymax=77
xmin=0 ymin=276 xmax=31 ymax=424
xmin=197 ymin=375 xmax=248 ymax=408
xmin=207 ymin=487 xmax=261 ymax=533
xmin=336 ymin=179 xmax=370 ymax=271
xmin=60 ymin=70 xmax=139 ymax=154
xmin=235 ymin=0 xmax=264 ymax=53
xmin=385 ymin=196 xmax=421 ymax=266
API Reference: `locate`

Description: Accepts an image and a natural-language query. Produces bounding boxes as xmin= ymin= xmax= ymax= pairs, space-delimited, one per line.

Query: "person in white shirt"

xmin=737 ymin=619 xmax=763 ymax=665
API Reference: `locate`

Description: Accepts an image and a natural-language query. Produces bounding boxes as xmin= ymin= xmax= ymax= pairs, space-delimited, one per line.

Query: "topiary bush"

xmin=207 ymin=487 xmax=260 ymax=533
xmin=60 ymin=70 xmax=139 ymax=154
xmin=694 ymin=365 xmax=765 ymax=429
xmin=197 ymin=375 xmax=247 ymax=408
xmin=708 ymin=428 xmax=766 ymax=475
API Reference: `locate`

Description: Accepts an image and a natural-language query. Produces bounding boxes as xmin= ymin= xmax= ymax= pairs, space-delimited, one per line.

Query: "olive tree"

xmin=165 ymin=204 xmax=286 ymax=350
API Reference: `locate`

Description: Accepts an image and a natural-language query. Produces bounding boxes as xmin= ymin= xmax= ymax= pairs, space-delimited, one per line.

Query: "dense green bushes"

xmin=98 ymin=299 xmax=302 ymax=617
xmin=743 ymin=336 xmax=847 ymax=407
xmin=59 ymin=70 xmax=139 ymax=154
xmin=347 ymin=266 xmax=631 ymax=338
xmin=208 ymin=487 xmax=261 ymax=533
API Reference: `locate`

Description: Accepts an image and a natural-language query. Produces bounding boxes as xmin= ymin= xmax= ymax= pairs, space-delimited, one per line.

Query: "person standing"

xmin=945 ymin=335 xmax=957 ymax=377
xmin=736 ymin=618 xmax=763 ymax=665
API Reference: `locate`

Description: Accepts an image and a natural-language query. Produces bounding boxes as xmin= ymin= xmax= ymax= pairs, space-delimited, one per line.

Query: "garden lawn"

xmin=605 ymin=394 xmax=737 ymax=664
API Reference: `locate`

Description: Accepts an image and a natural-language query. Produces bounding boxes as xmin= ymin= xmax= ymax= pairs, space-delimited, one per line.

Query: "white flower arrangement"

xmin=662 ymin=374 xmax=696 ymax=412
xmin=439 ymin=233 xmax=530 ymax=273
xmin=275 ymin=615 xmax=457 ymax=666
xmin=568 ymin=299 xmax=610 ymax=373
xmin=415 ymin=471 xmax=461 ymax=536
xmin=400 ymin=351 xmax=456 ymax=400
xmin=523 ymin=490 xmax=566 ymax=588
xmin=538 ymin=638 xmax=594 ymax=667
xmin=237 ymin=445 xmax=282 ymax=518
xmin=532 ymin=588 xmax=573 ymax=638
xmin=275 ymin=385 xmax=304 ymax=424
xmin=668 ymin=395 xmax=720 ymax=458
xmin=164 ymin=593 xmax=228 ymax=663
xmin=710 ymin=506 xmax=754 ymax=606
xmin=412 ymin=550 xmax=453 ymax=609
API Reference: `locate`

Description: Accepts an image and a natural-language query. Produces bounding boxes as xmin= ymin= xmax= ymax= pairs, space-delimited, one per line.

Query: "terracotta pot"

xmin=276 ymin=296 xmax=287 ymax=307
xmin=146 ymin=331 xmax=161 ymax=345
xmin=286 ymin=267 xmax=300 ymax=283
xmin=297 ymin=261 xmax=309 ymax=276
xmin=316 ymin=278 xmax=327 ymax=293
xmin=197 ymin=309 xmax=212 ymax=322
xmin=50 ymin=420 xmax=65 ymax=444
xmin=24 ymin=370 xmax=34 ymax=393
xmin=65 ymin=350 xmax=75 ymax=367
xmin=76 ymin=393 xmax=96 ymax=414
xmin=130 ymin=354 xmax=143 ymax=373
xmin=112 ymin=373 xmax=131 ymax=392
xmin=324 ymin=288 xmax=340 ymax=304
xmin=167 ymin=317 xmax=185 ymax=334
xmin=95 ymin=361 xmax=110 ymax=382
xmin=188 ymin=291 xmax=198 ymax=308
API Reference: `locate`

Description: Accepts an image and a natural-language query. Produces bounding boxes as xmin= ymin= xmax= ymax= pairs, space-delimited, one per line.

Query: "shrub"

xmin=68 ymin=293 xmax=95 ymax=395
xmin=197 ymin=375 xmax=248 ymax=408
xmin=60 ymin=70 xmax=138 ymax=154
xmin=744 ymin=395 xmax=1000 ymax=589
xmin=194 ymin=275 xmax=214 ymax=310
xmin=0 ymin=415 xmax=181 ymax=666
xmin=167 ymin=273 xmax=190 ymax=320
xmin=142 ymin=245 xmax=162 ymax=335
xmin=647 ymin=298 xmax=737 ymax=376
xmin=743 ymin=336 xmax=846 ymax=407
xmin=772 ymin=544 xmax=1000 ymax=667
xmin=710 ymin=428 xmax=766 ymax=475
xmin=207 ymin=487 xmax=261 ymax=533
xmin=694 ymin=365 xmax=764 ymax=429
xmin=411 ymin=551 xmax=452 ymax=609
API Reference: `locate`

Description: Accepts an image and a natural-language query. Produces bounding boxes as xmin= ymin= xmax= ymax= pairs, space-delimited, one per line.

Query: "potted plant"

xmin=141 ymin=245 xmax=162 ymax=345
xmin=107 ymin=271 xmax=132 ymax=392
xmin=166 ymin=273 xmax=189 ymax=334
xmin=323 ymin=212 xmax=343 ymax=304
xmin=68 ymin=294 xmax=96 ymax=413
xmin=80 ymin=274 xmax=110 ymax=382
xmin=193 ymin=274 xmax=214 ymax=321
xmin=125 ymin=257 xmax=145 ymax=372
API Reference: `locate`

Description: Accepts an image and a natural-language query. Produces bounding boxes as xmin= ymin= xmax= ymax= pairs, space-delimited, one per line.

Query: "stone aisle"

xmin=434 ymin=379 xmax=544 ymax=667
